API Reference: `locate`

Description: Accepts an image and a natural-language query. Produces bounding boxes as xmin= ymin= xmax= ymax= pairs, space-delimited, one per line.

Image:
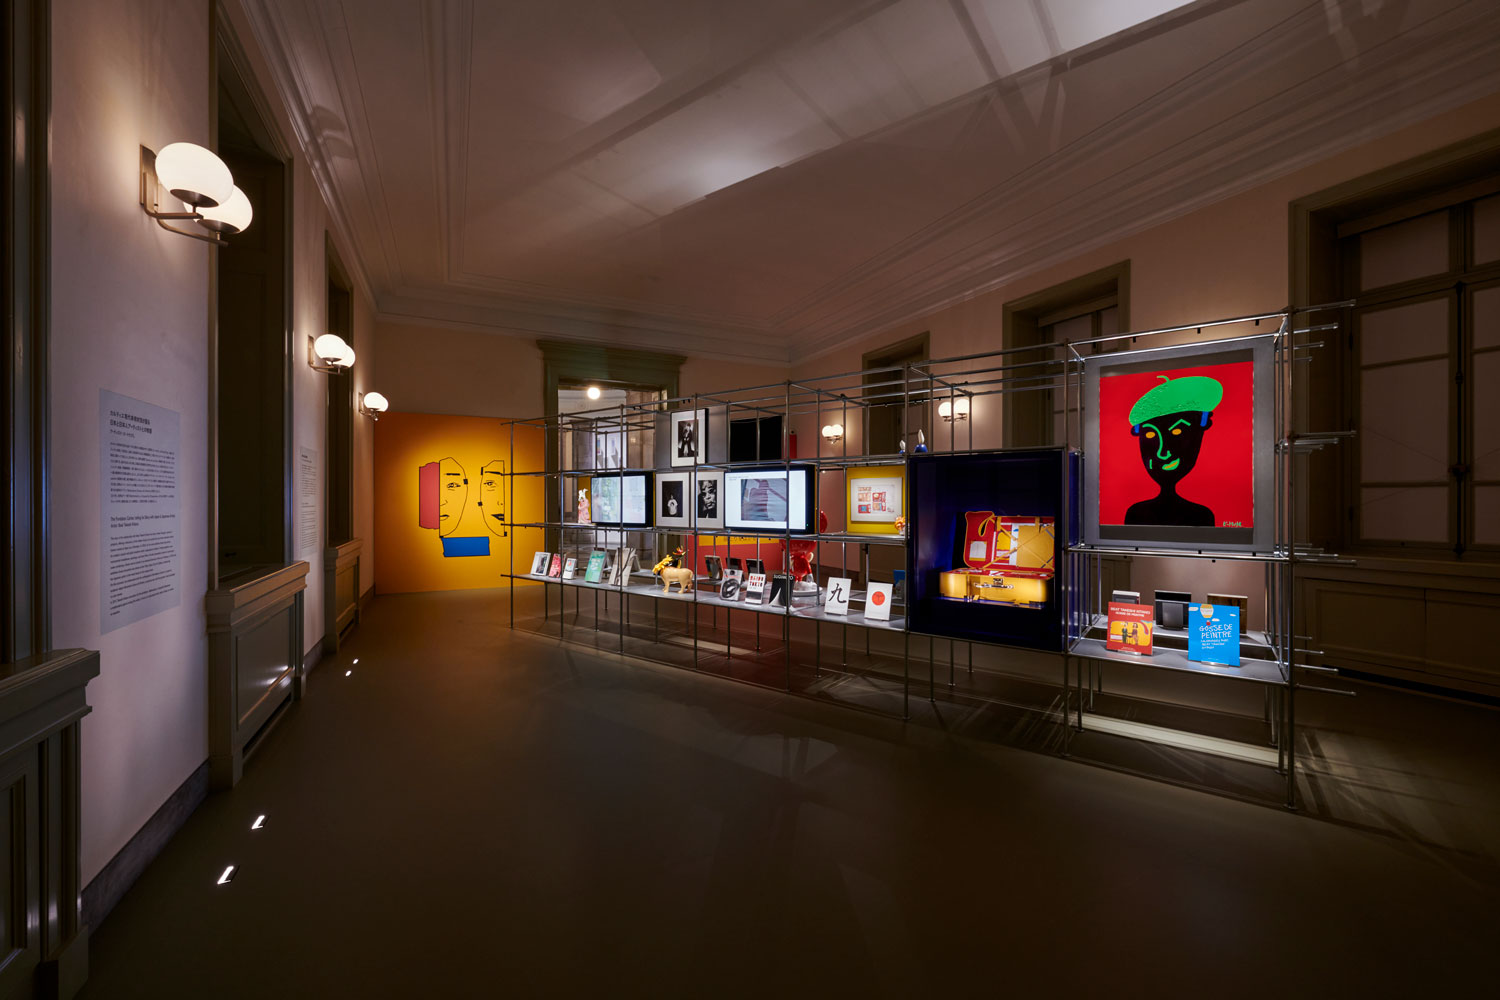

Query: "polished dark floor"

xmin=82 ymin=590 xmax=1499 ymax=998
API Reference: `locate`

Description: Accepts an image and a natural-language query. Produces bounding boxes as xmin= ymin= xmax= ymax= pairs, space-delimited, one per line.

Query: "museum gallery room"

xmin=3 ymin=0 xmax=1499 ymax=996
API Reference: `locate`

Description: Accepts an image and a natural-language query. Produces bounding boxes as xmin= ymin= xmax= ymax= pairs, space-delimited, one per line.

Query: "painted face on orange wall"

xmin=480 ymin=460 xmax=506 ymax=536
xmin=439 ymin=457 xmax=467 ymax=536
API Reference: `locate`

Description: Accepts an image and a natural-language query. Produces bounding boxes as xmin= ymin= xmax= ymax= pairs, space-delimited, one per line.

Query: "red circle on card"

xmin=872 ymin=591 xmax=886 ymax=606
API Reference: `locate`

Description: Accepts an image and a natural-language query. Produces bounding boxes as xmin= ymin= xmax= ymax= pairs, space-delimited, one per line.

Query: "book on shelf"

xmin=824 ymin=577 xmax=852 ymax=616
xmin=865 ymin=582 xmax=894 ymax=621
xmin=615 ymin=548 xmax=636 ymax=579
xmin=719 ymin=571 xmax=741 ymax=601
xmin=1111 ymin=589 xmax=1140 ymax=605
xmin=1206 ymin=593 xmax=1249 ymax=634
xmin=1189 ymin=603 xmax=1241 ymax=666
xmin=1154 ymin=590 xmax=1192 ymax=630
xmin=1106 ymin=602 xmax=1154 ymax=655
xmin=705 ymin=555 xmax=723 ymax=582
xmin=529 ymin=551 xmax=550 ymax=576
xmin=547 ymin=554 xmax=563 ymax=578
xmin=768 ymin=574 xmax=791 ymax=607
xmin=744 ymin=573 xmax=767 ymax=604
xmin=584 ymin=550 xmax=606 ymax=584
xmin=562 ymin=556 xmax=577 ymax=580
xmin=727 ymin=557 xmax=743 ymax=575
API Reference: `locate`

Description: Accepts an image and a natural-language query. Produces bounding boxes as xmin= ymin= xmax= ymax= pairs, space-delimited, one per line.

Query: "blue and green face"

xmin=1134 ymin=410 xmax=1210 ymax=487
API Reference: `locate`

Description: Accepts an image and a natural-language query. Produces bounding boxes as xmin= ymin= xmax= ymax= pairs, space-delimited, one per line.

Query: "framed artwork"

xmin=1083 ymin=337 xmax=1274 ymax=552
xmin=655 ymin=472 xmax=692 ymax=529
xmin=695 ymin=470 xmax=724 ymax=529
xmin=846 ymin=465 xmax=904 ymax=535
xmin=593 ymin=423 xmax=626 ymax=471
xmin=529 ymin=551 xmax=550 ymax=576
xmin=670 ymin=408 xmax=707 ymax=467
xmin=591 ymin=471 xmax=652 ymax=527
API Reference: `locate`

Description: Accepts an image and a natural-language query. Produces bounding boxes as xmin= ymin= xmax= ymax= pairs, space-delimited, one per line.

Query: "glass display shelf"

xmin=506 ymin=573 xmax=906 ymax=631
xmin=1067 ymin=629 xmax=1287 ymax=687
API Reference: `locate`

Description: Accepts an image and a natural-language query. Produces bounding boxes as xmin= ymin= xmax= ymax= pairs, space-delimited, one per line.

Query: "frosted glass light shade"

xmin=938 ymin=398 xmax=970 ymax=420
xmin=821 ymin=423 xmax=843 ymax=440
xmin=362 ymin=391 xmax=389 ymax=413
xmin=586 ymin=386 xmax=601 ymax=400
xmin=194 ymin=185 xmax=253 ymax=234
xmin=313 ymin=334 xmax=355 ymax=368
xmin=155 ymin=142 xmax=234 ymax=208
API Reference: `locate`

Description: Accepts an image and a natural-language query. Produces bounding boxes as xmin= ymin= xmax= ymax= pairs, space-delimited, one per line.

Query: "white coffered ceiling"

xmin=239 ymin=0 xmax=1500 ymax=363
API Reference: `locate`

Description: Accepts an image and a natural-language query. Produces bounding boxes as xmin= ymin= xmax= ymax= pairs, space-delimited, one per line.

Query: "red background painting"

xmin=1097 ymin=359 xmax=1255 ymax=528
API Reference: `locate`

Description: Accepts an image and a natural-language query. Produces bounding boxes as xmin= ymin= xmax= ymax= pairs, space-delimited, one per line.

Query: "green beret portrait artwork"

xmin=1126 ymin=374 xmax=1223 ymax=526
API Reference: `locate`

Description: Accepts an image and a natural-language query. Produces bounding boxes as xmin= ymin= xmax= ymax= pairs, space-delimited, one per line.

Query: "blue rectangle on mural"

xmin=441 ymin=536 xmax=490 ymax=558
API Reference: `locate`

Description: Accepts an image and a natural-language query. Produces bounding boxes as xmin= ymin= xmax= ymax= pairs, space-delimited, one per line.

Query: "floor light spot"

xmin=352 ymin=658 xmax=359 ymax=665
xmin=345 ymin=670 xmax=352 ymax=677
xmin=217 ymin=865 xmax=236 ymax=885
xmin=251 ymin=815 xmax=265 ymax=831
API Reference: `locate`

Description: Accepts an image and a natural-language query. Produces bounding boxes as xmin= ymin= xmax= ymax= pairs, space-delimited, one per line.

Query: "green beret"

xmin=1129 ymin=375 xmax=1223 ymax=426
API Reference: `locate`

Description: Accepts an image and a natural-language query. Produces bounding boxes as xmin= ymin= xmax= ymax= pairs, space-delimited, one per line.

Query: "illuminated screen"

xmin=723 ymin=467 xmax=812 ymax=533
xmin=591 ymin=473 xmax=650 ymax=526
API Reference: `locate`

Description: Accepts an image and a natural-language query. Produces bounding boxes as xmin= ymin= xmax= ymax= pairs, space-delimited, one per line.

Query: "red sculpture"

xmin=780 ymin=511 xmax=828 ymax=591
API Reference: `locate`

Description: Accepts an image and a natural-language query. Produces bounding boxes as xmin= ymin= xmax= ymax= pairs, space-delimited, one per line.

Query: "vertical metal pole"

xmin=928 ymin=635 xmax=934 ymax=701
xmin=509 ymin=420 xmax=515 ymax=630
xmin=903 ymin=629 xmax=910 ymax=720
xmin=948 ymin=639 xmax=954 ymax=688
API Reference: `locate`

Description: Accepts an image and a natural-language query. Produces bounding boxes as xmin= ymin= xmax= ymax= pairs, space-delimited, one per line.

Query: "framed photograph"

xmin=529 ymin=551 xmax=550 ymax=576
xmin=593 ymin=422 xmax=626 ymax=471
xmin=591 ymin=471 xmax=653 ymax=527
xmin=1083 ymin=336 xmax=1274 ymax=552
xmin=670 ymin=408 xmax=707 ymax=467
xmin=695 ymin=470 xmax=724 ymax=529
xmin=846 ymin=465 xmax=904 ymax=534
xmin=655 ymin=472 xmax=692 ymax=529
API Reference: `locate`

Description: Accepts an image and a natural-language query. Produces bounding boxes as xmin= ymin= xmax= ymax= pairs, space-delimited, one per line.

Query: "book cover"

xmin=719 ymin=570 xmax=741 ymax=601
xmin=562 ymin=557 xmax=577 ymax=580
xmin=745 ymin=572 xmax=767 ymax=604
xmin=768 ymin=574 xmax=790 ymax=607
xmin=547 ymin=554 xmax=563 ymax=578
xmin=825 ymin=577 xmax=852 ymax=616
xmin=1189 ymin=603 xmax=1241 ymax=666
xmin=865 ymin=583 xmax=894 ymax=621
xmin=584 ymin=550 xmax=606 ymax=583
xmin=705 ymin=555 xmax=723 ymax=582
xmin=530 ymin=552 xmax=550 ymax=576
xmin=1106 ymin=602 xmax=1154 ymax=655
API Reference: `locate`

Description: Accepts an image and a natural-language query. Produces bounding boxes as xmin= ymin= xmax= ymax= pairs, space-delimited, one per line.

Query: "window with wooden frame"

xmin=1002 ymin=262 xmax=1130 ymax=448
xmin=1337 ymin=187 xmax=1500 ymax=556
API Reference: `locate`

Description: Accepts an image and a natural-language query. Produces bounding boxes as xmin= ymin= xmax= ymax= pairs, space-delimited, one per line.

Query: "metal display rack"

xmin=495 ymin=303 xmax=1350 ymax=808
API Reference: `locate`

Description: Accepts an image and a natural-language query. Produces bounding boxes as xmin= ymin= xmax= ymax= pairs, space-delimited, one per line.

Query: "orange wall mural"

xmin=374 ymin=412 xmax=544 ymax=594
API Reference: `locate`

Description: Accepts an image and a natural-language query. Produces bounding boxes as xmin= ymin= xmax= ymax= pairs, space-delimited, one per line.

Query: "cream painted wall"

xmin=372 ymin=320 xmax=791 ymax=420
xmin=785 ymin=91 xmax=1500 ymax=621
xmin=53 ymin=0 xmax=379 ymax=885
xmin=52 ymin=0 xmax=216 ymax=891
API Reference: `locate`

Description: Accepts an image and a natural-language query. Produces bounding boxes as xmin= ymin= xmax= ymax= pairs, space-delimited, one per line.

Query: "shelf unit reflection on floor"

xmin=496 ymin=302 xmax=1352 ymax=809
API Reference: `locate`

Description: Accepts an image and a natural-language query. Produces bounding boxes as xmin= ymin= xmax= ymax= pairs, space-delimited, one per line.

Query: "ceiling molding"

xmin=375 ymin=291 xmax=793 ymax=366
xmin=239 ymin=0 xmax=1500 ymax=369
xmin=784 ymin=1 xmax=1500 ymax=361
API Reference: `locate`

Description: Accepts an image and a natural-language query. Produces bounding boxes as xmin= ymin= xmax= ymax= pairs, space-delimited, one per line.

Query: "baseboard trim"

xmin=303 ymin=643 xmax=322 ymax=674
xmin=82 ymin=761 xmax=210 ymax=931
xmin=359 ymin=584 xmax=375 ymax=612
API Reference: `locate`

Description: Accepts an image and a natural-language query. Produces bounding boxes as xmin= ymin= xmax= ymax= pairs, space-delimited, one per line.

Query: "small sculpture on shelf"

xmin=653 ymin=547 xmax=694 ymax=594
xmin=780 ymin=511 xmax=828 ymax=594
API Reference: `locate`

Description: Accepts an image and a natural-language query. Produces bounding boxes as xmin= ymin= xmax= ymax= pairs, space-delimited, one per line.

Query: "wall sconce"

xmin=309 ymin=334 xmax=356 ymax=373
xmin=821 ymin=423 xmax=844 ymax=444
xmin=938 ymin=397 xmax=970 ymax=422
xmin=586 ymin=386 xmax=602 ymax=400
xmin=359 ymin=391 xmax=389 ymax=419
xmin=139 ymin=143 xmax=253 ymax=244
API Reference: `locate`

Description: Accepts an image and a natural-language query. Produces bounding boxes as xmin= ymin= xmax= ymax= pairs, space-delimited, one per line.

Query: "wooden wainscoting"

xmin=206 ymin=563 xmax=308 ymax=789
xmin=1299 ymin=557 xmax=1500 ymax=697
xmin=0 ymin=649 xmax=98 ymax=1000
xmin=323 ymin=539 xmax=362 ymax=655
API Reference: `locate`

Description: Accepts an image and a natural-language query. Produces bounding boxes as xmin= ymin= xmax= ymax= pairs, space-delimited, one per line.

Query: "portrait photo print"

xmin=670 ymin=408 xmax=707 ymax=467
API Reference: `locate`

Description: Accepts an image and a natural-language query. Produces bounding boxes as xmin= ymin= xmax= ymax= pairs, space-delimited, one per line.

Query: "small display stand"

xmin=494 ymin=302 xmax=1351 ymax=809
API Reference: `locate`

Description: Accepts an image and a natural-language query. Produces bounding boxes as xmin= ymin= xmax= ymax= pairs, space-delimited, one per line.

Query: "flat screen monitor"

xmin=723 ymin=465 xmax=814 ymax=534
xmin=591 ymin=471 xmax=652 ymax=527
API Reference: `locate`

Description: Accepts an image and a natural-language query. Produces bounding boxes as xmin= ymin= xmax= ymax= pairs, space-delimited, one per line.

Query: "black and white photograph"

xmin=694 ymin=470 xmax=724 ymax=529
xmin=670 ymin=408 xmax=707 ymax=467
xmin=655 ymin=472 xmax=692 ymax=529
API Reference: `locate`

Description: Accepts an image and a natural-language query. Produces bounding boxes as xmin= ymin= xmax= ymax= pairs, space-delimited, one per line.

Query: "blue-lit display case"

xmin=907 ymin=449 xmax=1076 ymax=650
